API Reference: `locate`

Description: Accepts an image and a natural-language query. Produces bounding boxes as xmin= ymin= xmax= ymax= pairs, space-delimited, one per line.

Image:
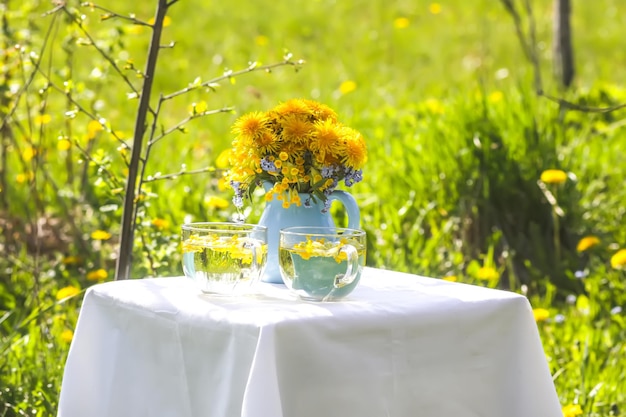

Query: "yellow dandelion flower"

xmin=35 ymin=114 xmax=52 ymax=125
xmin=91 ymin=230 xmax=112 ymax=240
xmin=273 ymin=99 xmax=310 ymax=117
xmin=56 ymin=285 xmax=80 ymax=300
xmin=532 ymin=308 xmax=550 ymax=322
xmin=429 ymin=3 xmax=442 ymax=14
xmin=57 ymin=139 xmax=72 ymax=151
xmin=281 ymin=115 xmax=313 ymax=143
xmin=16 ymin=172 xmax=34 ymax=184
xmin=87 ymin=120 xmax=104 ymax=139
xmin=62 ymin=256 xmax=82 ymax=265
xmin=393 ymin=17 xmax=410 ymax=29
xmin=576 ymin=236 xmax=600 ymax=252
xmin=310 ymin=119 xmax=342 ymax=160
xmin=22 ymin=146 xmax=36 ymax=162
xmin=60 ymin=329 xmax=74 ymax=343
xmin=279 ymin=151 xmax=289 ymax=161
xmin=255 ymin=35 xmax=269 ymax=46
xmin=425 ymin=98 xmax=444 ymax=114
xmin=339 ymin=80 xmax=357 ymax=95
xmin=488 ymin=91 xmax=503 ymax=103
xmin=610 ymin=249 xmax=626 ymax=269
xmin=206 ymin=196 xmax=229 ymax=209
xmin=340 ymin=128 xmax=368 ymax=169
xmin=151 ymin=218 xmax=170 ymax=230
xmin=476 ymin=266 xmax=499 ymax=281
xmin=232 ymin=111 xmax=267 ymax=139
xmin=86 ymin=269 xmax=108 ymax=281
xmin=125 ymin=24 xmax=144 ymax=35
xmin=540 ymin=169 xmax=567 ymax=185
xmin=254 ymin=130 xmax=279 ymax=155
xmin=301 ymin=99 xmax=337 ymax=121
xmin=442 ymin=275 xmax=457 ymax=282
xmin=562 ymin=404 xmax=582 ymax=417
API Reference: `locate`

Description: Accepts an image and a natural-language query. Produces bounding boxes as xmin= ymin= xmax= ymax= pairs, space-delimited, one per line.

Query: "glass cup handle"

xmin=334 ymin=244 xmax=359 ymax=288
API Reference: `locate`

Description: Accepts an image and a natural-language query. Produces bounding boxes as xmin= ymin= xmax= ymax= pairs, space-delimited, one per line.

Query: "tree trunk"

xmin=553 ymin=0 xmax=574 ymax=88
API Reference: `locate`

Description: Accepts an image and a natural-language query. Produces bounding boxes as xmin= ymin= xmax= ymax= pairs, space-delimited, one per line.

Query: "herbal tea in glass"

xmin=279 ymin=227 xmax=366 ymax=301
xmin=181 ymin=223 xmax=267 ymax=295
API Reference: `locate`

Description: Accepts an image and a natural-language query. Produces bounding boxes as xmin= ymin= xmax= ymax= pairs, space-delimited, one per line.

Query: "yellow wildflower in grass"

xmin=87 ymin=120 xmax=104 ymax=139
xmin=339 ymin=80 xmax=357 ymax=95
xmin=442 ymin=275 xmax=457 ymax=282
xmin=429 ymin=3 xmax=442 ymax=14
xmin=125 ymin=24 xmax=144 ymax=35
xmin=610 ymin=248 xmax=626 ymax=269
xmin=488 ymin=91 xmax=503 ymax=103
xmin=16 ymin=172 xmax=34 ymax=184
xmin=62 ymin=256 xmax=82 ymax=265
xmin=56 ymin=285 xmax=80 ymax=300
xmin=86 ymin=269 xmax=108 ymax=281
xmin=215 ymin=150 xmax=232 ymax=169
xmin=22 ymin=146 xmax=36 ymax=162
xmin=425 ymin=98 xmax=444 ymax=114
xmin=206 ymin=196 xmax=230 ymax=209
xmin=34 ymin=114 xmax=52 ymax=125
xmin=532 ymin=308 xmax=550 ymax=322
xmin=91 ymin=230 xmax=112 ymax=240
xmin=562 ymin=404 xmax=582 ymax=417
xmin=151 ymin=218 xmax=170 ymax=230
xmin=255 ymin=35 xmax=269 ymax=46
xmin=476 ymin=266 xmax=499 ymax=281
xmin=576 ymin=236 xmax=600 ymax=252
xmin=57 ymin=139 xmax=72 ymax=151
xmin=60 ymin=329 xmax=74 ymax=343
xmin=540 ymin=169 xmax=567 ymax=185
xmin=393 ymin=17 xmax=410 ymax=29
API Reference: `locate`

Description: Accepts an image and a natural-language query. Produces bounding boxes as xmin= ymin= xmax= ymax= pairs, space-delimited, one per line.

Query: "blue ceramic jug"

xmin=258 ymin=184 xmax=361 ymax=284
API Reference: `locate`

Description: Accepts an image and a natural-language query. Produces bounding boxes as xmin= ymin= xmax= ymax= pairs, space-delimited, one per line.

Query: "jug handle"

xmin=328 ymin=191 xmax=361 ymax=229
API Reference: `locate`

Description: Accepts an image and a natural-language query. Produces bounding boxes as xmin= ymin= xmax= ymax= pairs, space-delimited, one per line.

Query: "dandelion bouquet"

xmin=225 ymin=98 xmax=367 ymax=211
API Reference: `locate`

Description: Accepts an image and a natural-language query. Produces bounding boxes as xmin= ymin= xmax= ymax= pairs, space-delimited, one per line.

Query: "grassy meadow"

xmin=1 ymin=0 xmax=625 ymax=415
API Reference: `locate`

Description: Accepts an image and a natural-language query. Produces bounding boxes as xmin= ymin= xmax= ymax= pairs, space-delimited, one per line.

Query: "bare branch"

xmin=80 ymin=2 xmax=152 ymax=26
xmin=162 ymin=58 xmax=305 ymax=101
xmin=149 ymin=107 xmax=234 ymax=146
xmin=144 ymin=166 xmax=217 ymax=183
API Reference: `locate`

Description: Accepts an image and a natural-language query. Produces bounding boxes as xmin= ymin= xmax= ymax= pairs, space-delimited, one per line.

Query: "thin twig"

xmin=80 ymin=2 xmax=152 ymax=26
xmin=161 ymin=58 xmax=305 ymax=101
xmin=148 ymin=107 xmax=233 ymax=145
xmin=143 ymin=166 xmax=216 ymax=183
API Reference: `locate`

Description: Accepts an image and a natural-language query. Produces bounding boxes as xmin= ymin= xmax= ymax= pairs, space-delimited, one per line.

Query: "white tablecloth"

xmin=57 ymin=267 xmax=562 ymax=417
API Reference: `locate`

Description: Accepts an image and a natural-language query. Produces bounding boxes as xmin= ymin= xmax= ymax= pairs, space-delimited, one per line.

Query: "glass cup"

xmin=279 ymin=226 xmax=366 ymax=301
xmin=181 ymin=222 xmax=268 ymax=295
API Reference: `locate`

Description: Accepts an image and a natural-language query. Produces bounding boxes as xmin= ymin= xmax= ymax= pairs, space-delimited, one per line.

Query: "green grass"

xmin=2 ymin=0 xmax=626 ymax=415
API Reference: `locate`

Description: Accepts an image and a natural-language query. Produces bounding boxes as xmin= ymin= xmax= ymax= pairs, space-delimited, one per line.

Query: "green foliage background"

xmin=1 ymin=0 xmax=625 ymax=415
